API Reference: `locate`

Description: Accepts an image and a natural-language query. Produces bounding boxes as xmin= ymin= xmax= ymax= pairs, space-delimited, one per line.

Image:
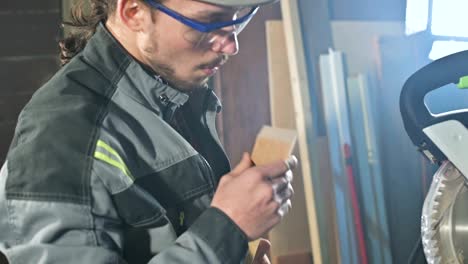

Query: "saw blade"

xmin=422 ymin=161 xmax=468 ymax=264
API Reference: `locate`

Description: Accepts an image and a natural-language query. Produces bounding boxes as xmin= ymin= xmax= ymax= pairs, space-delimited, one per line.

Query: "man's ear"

xmin=116 ymin=0 xmax=148 ymax=31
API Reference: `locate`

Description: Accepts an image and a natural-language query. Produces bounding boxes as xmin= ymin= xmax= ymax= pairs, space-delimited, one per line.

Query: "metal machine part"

xmin=421 ymin=161 xmax=468 ymax=264
xmin=423 ymin=120 xmax=468 ymax=180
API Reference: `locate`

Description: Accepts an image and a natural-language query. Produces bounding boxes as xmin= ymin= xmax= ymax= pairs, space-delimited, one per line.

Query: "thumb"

xmin=231 ymin=152 xmax=254 ymax=176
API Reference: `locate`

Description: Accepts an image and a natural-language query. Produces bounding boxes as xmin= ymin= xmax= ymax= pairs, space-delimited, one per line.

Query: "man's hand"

xmin=211 ymin=153 xmax=297 ymax=241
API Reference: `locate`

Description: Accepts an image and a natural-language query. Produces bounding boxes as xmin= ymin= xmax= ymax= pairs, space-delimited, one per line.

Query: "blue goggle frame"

xmin=144 ymin=0 xmax=259 ymax=33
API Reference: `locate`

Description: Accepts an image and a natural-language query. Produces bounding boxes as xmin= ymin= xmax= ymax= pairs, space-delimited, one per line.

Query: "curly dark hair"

xmin=59 ymin=0 xmax=117 ymax=66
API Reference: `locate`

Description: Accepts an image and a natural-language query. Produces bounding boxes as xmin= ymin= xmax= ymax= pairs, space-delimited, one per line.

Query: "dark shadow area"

xmin=0 ymin=250 xmax=9 ymax=264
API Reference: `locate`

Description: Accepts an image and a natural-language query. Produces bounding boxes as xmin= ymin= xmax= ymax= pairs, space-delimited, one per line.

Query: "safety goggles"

xmin=144 ymin=0 xmax=259 ymax=48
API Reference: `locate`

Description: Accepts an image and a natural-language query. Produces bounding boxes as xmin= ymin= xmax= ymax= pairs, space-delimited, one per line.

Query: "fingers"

xmin=284 ymin=155 xmax=298 ymax=171
xmin=277 ymin=199 xmax=292 ymax=218
xmin=231 ymin=152 xmax=254 ymax=176
xmin=257 ymin=155 xmax=298 ymax=181
xmin=270 ymin=172 xmax=293 ymax=191
xmin=271 ymin=180 xmax=293 ymax=218
xmin=285 ymin=170 xmax=293 ymax=182
xmin=276 ymin=182 xmax=294 ymax=202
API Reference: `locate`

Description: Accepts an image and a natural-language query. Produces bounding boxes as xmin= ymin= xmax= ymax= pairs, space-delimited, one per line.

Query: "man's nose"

xmin=211 ymin=33 xmax=239 ymax=56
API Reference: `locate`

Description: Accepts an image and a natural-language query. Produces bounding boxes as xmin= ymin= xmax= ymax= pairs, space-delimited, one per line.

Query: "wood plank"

xmin=266 ymin=21 xmax=295 ymax=130
xmin=280 ymin=1 xmax=331 ymax=263
xmin=265 ymin=20 xmax=311 ymax=264
xmin=320 ymin=50 xmax=368 ymax=264
xmin=347 ymin=74 xmax=392 ymax=263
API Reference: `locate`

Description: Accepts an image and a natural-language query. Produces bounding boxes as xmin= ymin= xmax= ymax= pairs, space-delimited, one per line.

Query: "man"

xmin=0 ymin=0 xmax=296 ymax=263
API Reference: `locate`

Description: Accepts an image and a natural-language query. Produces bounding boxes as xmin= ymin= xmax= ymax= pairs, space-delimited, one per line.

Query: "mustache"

xmin=200 ymin=54 xmax=229 ymax=69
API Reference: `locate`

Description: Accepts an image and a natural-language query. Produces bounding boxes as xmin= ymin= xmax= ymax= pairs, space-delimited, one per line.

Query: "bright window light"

xmin=405 ymin=0 xmax=429 ymax=35
xmin=432 ymin=0 xmax=468 ymax=37
xmin=429 ymin=40 xmax=468 ymax=60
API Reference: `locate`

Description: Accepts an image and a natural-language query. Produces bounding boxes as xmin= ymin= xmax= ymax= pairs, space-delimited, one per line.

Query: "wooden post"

xmin=279 ymin=0 xmax=336 ymax=262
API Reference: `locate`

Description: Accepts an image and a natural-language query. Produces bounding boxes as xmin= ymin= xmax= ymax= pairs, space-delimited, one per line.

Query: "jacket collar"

xmin=82 ymin=23 xmax=193 ymax=109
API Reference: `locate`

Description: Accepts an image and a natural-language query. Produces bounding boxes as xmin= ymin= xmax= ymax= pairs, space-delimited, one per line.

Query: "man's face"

xmin=136 ymin=0 xmax=241 ymax=91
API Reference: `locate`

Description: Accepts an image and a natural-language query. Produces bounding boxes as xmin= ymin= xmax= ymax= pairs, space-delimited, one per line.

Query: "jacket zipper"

xmin=201 ymin=154 xmax=216 ymax=193
xmin=199 ymin=89 xmax=223 ymax=189
xmin=179 ymin=211 xmax=185 ymax=228
xmin=201 ymin=89 xmax=231 ymax=169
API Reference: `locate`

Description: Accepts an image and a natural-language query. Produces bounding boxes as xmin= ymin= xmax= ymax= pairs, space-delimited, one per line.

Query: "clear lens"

xmin=183 ymin=29 xmax=236 ymax=49
xmin=182 ymin=7 xmax=255 ymax=49
xmin=233 ymin=7 xmax=256 ymax=34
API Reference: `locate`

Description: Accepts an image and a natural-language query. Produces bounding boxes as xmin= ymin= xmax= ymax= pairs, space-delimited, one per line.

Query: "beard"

xmin=149 ymin=60 xmax=209 ymax=92
xmin=140 ymin=37 xmax=209 ymax=92
xmin=140 ymin=39 xmax=227 ymax=92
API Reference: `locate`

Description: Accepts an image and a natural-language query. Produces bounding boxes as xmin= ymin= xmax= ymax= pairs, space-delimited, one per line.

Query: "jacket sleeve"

xmin=0 ymin=161 xmax=127 ymax=264
xmin=148 ymin=207 xmax=248 ymax=263
xmin=0 ymin=160 xmax=248 ymax=264
xmin=1 ymin=209 xmax=247 ymax=264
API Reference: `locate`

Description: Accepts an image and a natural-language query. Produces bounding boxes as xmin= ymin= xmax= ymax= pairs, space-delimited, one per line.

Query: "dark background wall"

xmin=214 ymin=4 xmax=282 ymax=165
xmin=0 ymin=1 xmax=61 ymax=162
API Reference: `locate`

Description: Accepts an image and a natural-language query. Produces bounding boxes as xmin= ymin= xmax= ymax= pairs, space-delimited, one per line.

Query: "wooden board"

xmin=279 ymin=1 xmax=328 ymax=263
xmin=347 ymin=74 xmax=392 ymax=264
xmin=265 ymin=20 xmax=311 ymax=264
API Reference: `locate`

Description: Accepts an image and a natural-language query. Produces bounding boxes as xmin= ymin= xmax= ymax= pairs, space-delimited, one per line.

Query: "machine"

xmin=401 ymin=50 xmax=468 ymax=263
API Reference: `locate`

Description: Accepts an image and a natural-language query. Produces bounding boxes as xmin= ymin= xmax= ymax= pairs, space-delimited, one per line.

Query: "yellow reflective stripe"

xmin=95 ymin=140 xmax=134 ymax=180
xmin=97 ymin=139 xmax=135 ymax=180
xmin=94 ymin=151 xmax=134 ymax=180
xmin=97 ymin=140 xmax=126 ymax=165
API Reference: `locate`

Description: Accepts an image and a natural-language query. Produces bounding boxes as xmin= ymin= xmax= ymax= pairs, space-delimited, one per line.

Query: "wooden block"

xmin=251 ymin=126 xmax=297 ymax=166
xmin=247 ymin=126 xmax=297 ymax=262
xmin=248 ymin=239 xmax=262 ymax=259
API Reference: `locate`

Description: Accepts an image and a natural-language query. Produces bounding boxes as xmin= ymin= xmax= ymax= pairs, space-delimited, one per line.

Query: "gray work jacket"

xmin=0 ymin=23 xmax=248 ymax=263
